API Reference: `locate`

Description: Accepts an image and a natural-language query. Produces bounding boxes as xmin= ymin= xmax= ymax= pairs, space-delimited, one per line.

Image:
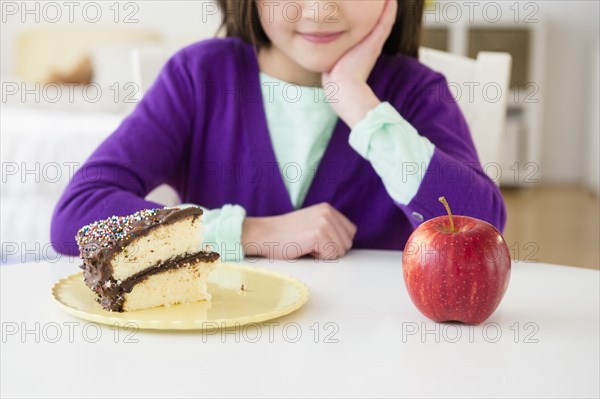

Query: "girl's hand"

xmin=323 ymin=0 xmax=397 ymax=84
xmin=241 ymin=203 xmax=357 ymax=260
xmin=322 ymin=0 xmax=397 ymax=128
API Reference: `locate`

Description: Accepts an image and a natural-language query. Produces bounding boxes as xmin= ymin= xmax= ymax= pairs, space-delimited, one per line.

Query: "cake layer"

xmin=122 ymin=258 xmax=215 ymax=312
xmin=92 ymin=251 xmax=220 ymax=312
xmin=111 ymin=215 xmax=203 ymax=281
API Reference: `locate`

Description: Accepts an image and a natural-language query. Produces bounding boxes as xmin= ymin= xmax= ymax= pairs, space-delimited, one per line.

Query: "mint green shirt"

xmin=260 ymin=73 xmax=339 ymax=209
xmin=196 ymin=72 xmax=435 ymax=262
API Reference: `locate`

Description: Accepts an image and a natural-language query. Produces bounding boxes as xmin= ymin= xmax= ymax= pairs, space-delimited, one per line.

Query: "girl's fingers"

xmin=332 ymin=208 xmax=358 ymax=240
xmin=359 ymin=0 xmax=398 ymax=56
xmin=314 ymin=231 xmax=343 ymax=260
xmin=325 ymin=222 xmax=348 ymax=257
xmin=330 ymin=215 xmax=353 ymax=252
xmin=377 ymin=0 xmax=398 ymax=29
xmin=323 ymin=0 xmax=397 ymax=83
xmin=383 ymin=0 xmax=398 ymax=27
xmin=378 ymin=0 xmax=398 ymax=39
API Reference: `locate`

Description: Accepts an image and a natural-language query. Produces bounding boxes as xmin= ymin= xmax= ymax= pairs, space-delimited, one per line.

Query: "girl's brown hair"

xmin=216 ymin=0 xmax=425 ymax=58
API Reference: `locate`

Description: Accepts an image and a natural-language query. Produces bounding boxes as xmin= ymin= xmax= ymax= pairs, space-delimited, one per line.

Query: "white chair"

xmin=419 ymin=47 xmax=512 ymax=183
xmin=131 ymin=45 xmax=185 ymax=102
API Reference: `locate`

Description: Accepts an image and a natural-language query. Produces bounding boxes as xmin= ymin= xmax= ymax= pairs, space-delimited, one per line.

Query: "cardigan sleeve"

xmin=350 ymin=72 xmax=506 ymax=233
xmin=349 ymin=102 xmax=435 ymax=205
xmin=50 ymin=52 xmax=196 ymax=256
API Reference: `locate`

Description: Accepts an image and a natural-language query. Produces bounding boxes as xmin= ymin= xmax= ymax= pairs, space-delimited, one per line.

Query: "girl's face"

xmin=257 ymin=0 xmax=387 ymax=73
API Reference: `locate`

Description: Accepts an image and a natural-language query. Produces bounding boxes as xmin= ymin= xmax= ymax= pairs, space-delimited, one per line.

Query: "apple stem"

xmin=438 ymin=196 xmax=455 ymax=233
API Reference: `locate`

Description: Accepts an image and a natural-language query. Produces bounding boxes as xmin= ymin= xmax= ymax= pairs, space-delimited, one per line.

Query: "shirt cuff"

xmin=348 ymin=102 xmax=435 ymax=205
xmin=349 ymin=102 xmax=405 ymax=157
xmin=181 ymin=203 xmax=247 ymax=263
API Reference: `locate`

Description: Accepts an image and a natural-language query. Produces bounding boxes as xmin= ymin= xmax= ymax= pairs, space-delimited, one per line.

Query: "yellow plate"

xmin=51 ymin=263 xmax=309 ymax=330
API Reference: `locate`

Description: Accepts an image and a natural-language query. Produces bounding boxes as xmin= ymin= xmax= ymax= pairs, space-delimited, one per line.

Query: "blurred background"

xmin=1 ymin=0 xmax=598 ymax=268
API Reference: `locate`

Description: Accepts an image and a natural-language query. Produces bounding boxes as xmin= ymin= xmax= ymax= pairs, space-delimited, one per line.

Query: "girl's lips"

xmin=297 ymin=31 xmax=344 ymax=44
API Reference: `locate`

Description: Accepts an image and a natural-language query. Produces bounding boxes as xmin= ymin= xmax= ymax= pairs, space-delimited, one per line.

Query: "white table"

xmin=1 ymin=250 xmax=599 ymax=398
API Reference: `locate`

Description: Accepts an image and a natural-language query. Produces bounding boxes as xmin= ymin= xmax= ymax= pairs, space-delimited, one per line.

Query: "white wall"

xmin=535 ymin=1 xmax=599 ymax=186
xmin=584 ymin=44 xmax=599 ymax=195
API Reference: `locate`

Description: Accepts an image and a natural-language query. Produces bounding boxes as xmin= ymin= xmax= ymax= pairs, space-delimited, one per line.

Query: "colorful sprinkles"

xmin=76 ymin=208 xmax=165 ymax=254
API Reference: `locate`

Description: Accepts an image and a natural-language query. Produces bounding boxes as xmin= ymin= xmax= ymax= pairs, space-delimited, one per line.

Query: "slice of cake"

xmin=76 ymin=206 xmax=220 ymax=312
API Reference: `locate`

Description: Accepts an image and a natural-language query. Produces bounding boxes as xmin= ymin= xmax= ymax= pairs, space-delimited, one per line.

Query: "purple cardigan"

xmin=51 ymin=38 xmax=506 ymax=256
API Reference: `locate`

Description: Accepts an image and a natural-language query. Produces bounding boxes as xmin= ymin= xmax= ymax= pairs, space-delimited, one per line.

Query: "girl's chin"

xmin=295 ymin=58 xmax=338 ymax=74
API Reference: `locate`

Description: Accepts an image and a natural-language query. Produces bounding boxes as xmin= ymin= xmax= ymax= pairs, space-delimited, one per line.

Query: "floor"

xmin=501 ymin=185 xmax=599 ymax=269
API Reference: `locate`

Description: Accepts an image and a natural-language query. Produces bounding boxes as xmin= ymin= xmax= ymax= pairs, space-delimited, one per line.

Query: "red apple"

xmin=402 ymin=197 xmax=511 ymax=324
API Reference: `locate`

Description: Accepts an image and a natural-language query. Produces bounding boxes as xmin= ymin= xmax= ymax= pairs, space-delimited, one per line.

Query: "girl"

xmin=51 ymin=0 xmax=506 ymax=261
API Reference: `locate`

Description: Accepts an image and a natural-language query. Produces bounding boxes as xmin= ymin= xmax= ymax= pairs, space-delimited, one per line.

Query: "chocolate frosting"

xmin=76 ymin=206 xmax=219 ymax=312
xmin=76 ymin=207 xmax=204 ymax=258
